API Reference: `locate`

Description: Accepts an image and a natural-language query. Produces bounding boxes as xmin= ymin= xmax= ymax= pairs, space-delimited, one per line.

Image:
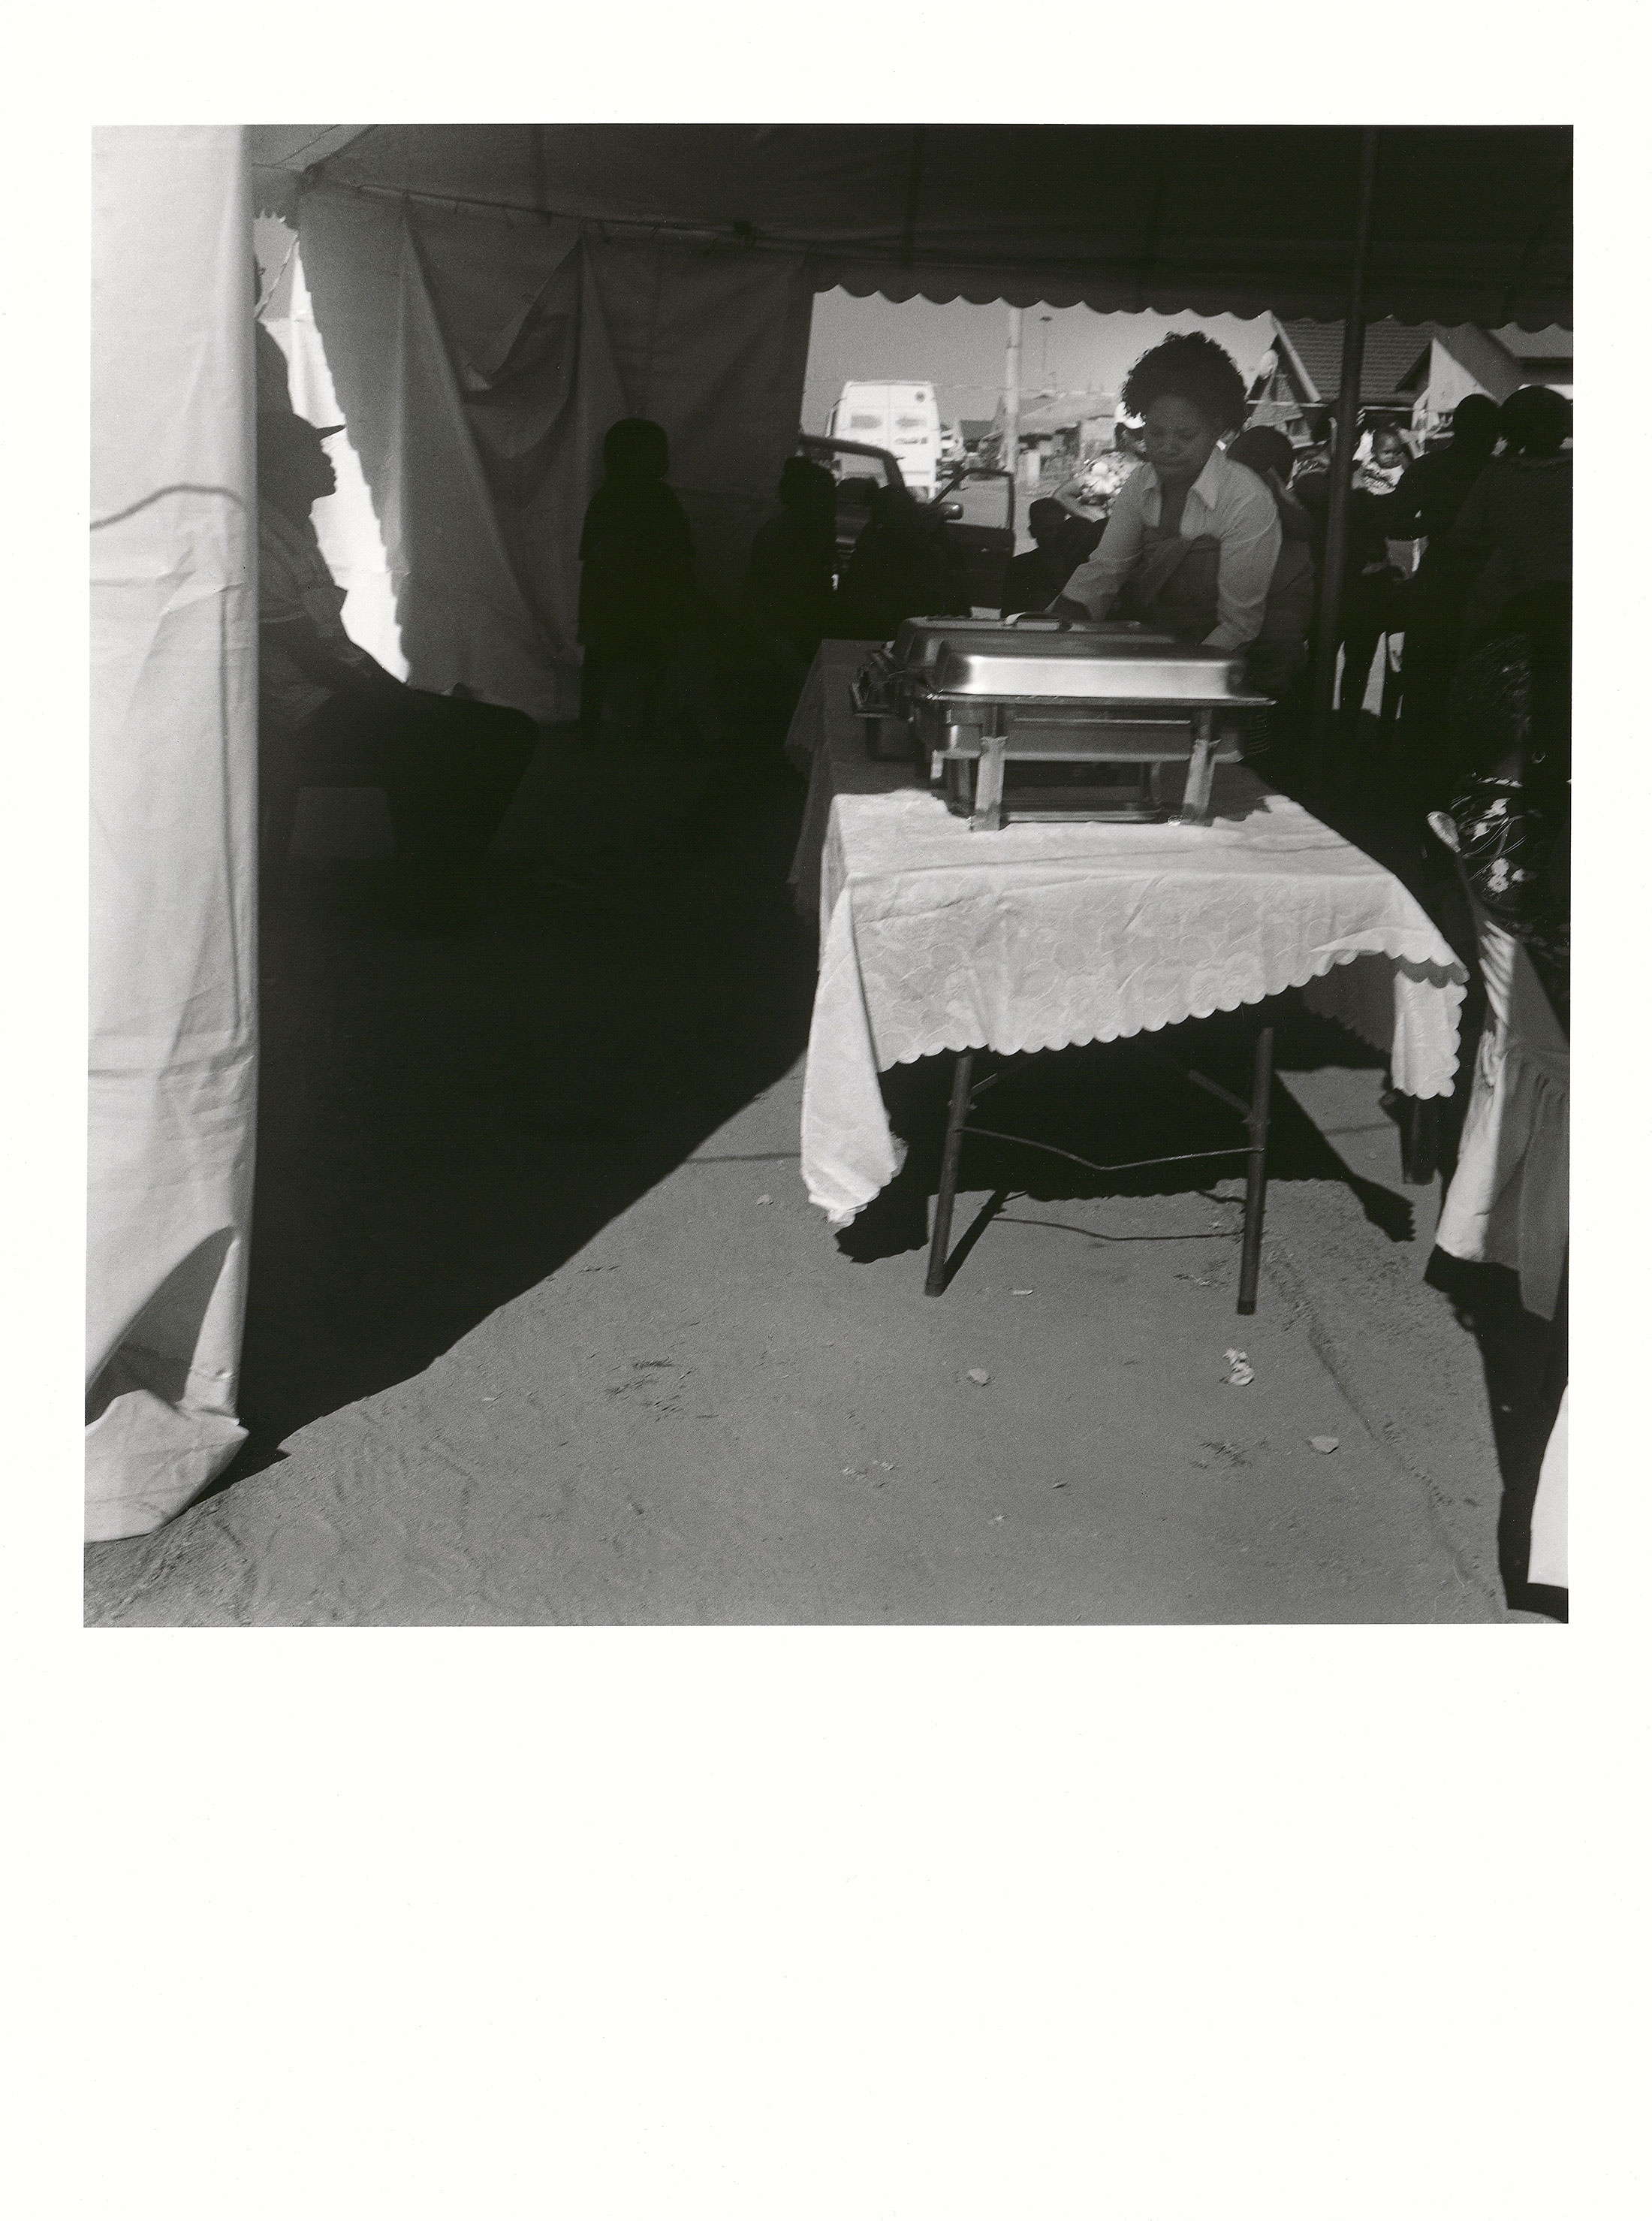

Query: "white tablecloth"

xmin=1528 ymin=1387 xmax=1568 ymax=1589
xmin=1433 ymin=906 xmax=1569 ymax=1324
xmin=801 ymin=771 xmax=1467 ymax=1226
xmin=786 ymin=639 xmax=915 ymax=920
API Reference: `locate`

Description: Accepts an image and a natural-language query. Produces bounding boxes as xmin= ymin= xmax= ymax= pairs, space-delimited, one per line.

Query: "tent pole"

xmin=1308 ymin=126 xmax=1380 ymax=780
xmin=1002 ymin=306 xmax=1023 ymax=481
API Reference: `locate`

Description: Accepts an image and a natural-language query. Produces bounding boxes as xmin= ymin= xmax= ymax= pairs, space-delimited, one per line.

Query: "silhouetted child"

xmin=578 ymin=418 xmax=699 ymax=736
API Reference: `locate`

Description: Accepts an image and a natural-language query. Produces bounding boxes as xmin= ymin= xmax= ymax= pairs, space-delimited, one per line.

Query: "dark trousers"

xmin=578 ymin=632 xmax=723 ymax=753
xmin=262 ymin=687 xmax=537 ymax=892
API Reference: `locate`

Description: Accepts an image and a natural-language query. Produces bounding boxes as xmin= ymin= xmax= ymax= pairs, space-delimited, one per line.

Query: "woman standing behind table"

xmin=1051 ymin=333 xmax=1280 ymax=657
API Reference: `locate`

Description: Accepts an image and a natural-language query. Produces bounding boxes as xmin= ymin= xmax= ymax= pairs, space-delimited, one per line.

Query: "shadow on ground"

xmin=838 ymin=1003 xmax=1415 ymax=1274
xmin=194 ymin=702 xmax=1561 ymax=1618
xmin=210 ymin=720 xmax=815 ymax=1497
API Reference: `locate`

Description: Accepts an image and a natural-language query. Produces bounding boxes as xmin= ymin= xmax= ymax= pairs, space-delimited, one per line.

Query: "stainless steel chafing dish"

xmin=850 ymin=616 xmax=1176 ymax=765
xmin=916 ymin=638 xmax=1274 ymax=829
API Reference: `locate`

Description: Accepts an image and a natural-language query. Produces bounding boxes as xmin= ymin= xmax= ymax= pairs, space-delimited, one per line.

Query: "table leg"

xmin=1237 ymin=1021 xmax=1275 ymax=1316
xmin=925 ymin=1050 xmax=976 ymax=1296
xmin=1399 ymin=1095 xmax=1440 ymax=1186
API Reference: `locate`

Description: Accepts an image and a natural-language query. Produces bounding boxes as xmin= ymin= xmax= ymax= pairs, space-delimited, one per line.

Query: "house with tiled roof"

xmin=1400 ymin=322 xmax=1572 ymax=440
xmin=1242 ymin=316 xmax=1435 ymax=445
xmin=1243 ymin=313 xmax=1572 ymax=446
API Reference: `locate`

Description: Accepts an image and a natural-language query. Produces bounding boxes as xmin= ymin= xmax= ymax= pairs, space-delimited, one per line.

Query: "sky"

xmin=801 ymin=290 xmax=1277 ymax=433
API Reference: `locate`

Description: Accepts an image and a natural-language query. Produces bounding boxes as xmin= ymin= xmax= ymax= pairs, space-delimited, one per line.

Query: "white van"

xmin=824 ymin=381 xmax=942 ymax=499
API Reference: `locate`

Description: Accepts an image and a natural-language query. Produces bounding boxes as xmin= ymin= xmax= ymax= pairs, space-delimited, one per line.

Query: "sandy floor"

xmin=84 ymin=723 xmax=1553 ymax=1625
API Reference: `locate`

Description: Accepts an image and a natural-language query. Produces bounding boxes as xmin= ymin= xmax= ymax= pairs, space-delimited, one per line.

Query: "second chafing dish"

xmin=915 ymin=640 xmax=1274 ymax=828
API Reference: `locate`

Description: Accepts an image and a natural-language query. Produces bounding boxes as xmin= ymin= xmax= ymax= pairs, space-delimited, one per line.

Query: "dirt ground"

xmin=83 ymin=719 xmax=1563 ymax=1625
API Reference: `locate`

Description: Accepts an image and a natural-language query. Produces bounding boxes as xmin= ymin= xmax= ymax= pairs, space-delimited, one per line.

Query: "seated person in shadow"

xmin=257 ymin=412 xmax=536 ymax=925
xmin=829 ymin=482 xmax=970 ymax=640
xmin=578 ymin=417 xmax=710 ymax=741
xmin=1001 ymin=496 xmax=1105 ymax=616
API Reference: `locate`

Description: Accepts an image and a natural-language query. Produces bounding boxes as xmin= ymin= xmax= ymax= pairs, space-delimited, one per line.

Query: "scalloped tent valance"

xmin=250 ymin=122 xmax=1572 ymax=331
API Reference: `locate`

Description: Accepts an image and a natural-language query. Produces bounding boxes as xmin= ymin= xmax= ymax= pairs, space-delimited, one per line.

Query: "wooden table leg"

xmin=925 ymin=1050 xmax=975 ymax=1296
xmin=1237 ymin=1021 xmax=1275 ymax=1316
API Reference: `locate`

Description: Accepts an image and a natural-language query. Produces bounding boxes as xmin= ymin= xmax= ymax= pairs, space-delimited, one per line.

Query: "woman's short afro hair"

xmin=1121 ymin=333 xmax=1250 ymax=435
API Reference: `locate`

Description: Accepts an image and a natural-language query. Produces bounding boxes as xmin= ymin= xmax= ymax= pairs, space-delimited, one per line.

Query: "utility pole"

xmin=1308 ymin=128 xmax=1381 ymax=780
xmin=1002 ymin=306 xmax=1022 ymax=480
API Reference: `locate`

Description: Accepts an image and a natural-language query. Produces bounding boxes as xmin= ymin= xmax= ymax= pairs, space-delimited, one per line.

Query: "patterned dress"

xmin=1447 ymin=635 xmax=1569 ymax=1028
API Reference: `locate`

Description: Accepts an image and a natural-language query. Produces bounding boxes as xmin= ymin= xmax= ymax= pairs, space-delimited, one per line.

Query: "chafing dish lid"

xmin=927 ymin=641 xmax=1271 ymax=705
xmin=889 ymin=616 xmax=1177 ymax=670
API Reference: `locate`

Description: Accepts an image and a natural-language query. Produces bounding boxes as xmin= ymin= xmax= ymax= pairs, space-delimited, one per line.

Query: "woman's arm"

xmin=1057 ymin=474 xmax=1148 ymax=619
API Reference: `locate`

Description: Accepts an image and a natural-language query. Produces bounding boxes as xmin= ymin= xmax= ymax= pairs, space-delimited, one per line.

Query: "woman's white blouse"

xmin=1062 ymin=449 xmax=1283 ymax=649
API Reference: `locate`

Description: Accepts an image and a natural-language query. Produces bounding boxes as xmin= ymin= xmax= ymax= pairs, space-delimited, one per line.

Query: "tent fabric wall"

xmin=294 ymin=184 xmax=815 ymax=722
xmin=88 ymin=127 xmax=260 ymax=1540
xmin=259 ymin=246 xmax=406 ymax=679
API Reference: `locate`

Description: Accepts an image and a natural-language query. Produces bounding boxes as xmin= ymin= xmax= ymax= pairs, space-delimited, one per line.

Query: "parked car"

xmin=794 ymin=437 xmax=1017 ymax=611
xmin=797 ymin=433 xmax=905 ymax=574
xmin=932 ymin=461 xmax=1017 ymax=611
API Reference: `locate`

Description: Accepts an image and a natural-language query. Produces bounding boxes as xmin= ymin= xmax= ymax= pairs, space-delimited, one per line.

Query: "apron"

xmin=1113 ymin=522 xmax=1222 ymax=642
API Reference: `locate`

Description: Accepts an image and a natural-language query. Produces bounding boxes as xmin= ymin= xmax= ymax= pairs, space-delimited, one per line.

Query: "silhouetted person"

xmin=1389 ymin=394 xmax=1500 ymax=544
xmin=257 ymin=412 xmax=536 ymax=925
xmin=831 ymin=482 xmax=969 ymax=639
xmin=1001 ymin=496 xmax=1104 ymax=614
xmin=1384 ymin=393 xmax=1502 ymax=784
xmin=1450 ymin=386 xmax=1572 ymax=651
xmin=578 ymin=418 xmax=701 ymax=736
xmin=742 ymin=457 xmax=837 ymax=662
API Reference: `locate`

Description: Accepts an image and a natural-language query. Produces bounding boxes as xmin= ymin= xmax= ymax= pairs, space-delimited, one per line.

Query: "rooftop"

xmin=1277 ymin=317 xmax=1434 ymax=405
